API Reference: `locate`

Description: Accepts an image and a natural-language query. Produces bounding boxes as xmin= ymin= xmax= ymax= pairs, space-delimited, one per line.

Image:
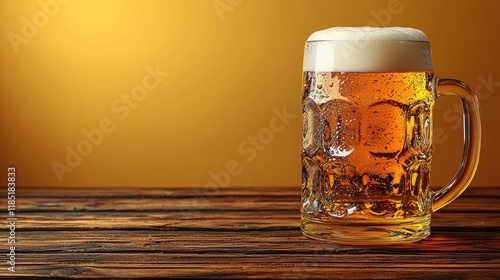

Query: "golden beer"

xmin=301 ymin=71 xmax=434 ymax=242
xmin=301 ymin=27 xmax=481 ymax=244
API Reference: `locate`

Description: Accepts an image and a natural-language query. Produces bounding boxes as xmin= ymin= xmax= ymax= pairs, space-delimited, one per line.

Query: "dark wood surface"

xmin=2 ymin=186 xmax=500 ymax=279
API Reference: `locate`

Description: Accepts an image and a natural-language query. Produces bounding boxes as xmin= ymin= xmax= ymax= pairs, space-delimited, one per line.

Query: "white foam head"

xmin=304 ymin=27 xmax=432 ymax=72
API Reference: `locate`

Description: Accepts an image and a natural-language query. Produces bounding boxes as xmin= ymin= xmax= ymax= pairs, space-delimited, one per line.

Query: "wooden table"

xmin=4 ymin=186 xmax=500 ymax=279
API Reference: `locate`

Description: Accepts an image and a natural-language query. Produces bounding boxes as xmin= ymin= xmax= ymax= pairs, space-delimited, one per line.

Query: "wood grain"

xmin=1 ymin=186 xmax=499 ymax=279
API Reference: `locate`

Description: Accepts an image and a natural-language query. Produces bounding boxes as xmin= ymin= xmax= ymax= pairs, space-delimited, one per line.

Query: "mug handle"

xmin=432 ymin=76 xmax=482 ymax=212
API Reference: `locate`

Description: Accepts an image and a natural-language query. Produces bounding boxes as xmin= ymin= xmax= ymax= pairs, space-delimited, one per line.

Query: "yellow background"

xmin=0 ymin=0 xmax=498 ymax=187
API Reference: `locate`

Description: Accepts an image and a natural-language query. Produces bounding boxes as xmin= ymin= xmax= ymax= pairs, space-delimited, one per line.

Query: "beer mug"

xmin=301 ymin=27 xmax=481 ymax=244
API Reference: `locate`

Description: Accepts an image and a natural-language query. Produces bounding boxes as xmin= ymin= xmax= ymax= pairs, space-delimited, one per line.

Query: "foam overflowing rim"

xmin=307 ymin=26 xmax=429 ymax=42
xmin=304 ymin=27 xmax=432 ymax=72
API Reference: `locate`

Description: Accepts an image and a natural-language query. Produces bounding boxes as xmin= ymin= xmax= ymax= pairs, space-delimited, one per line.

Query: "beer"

xmin=301 ymin=27 xmax=481 ymax=244
xmin=301 ymin=27 xmax=436 ymax=243
xmin=301 ymin=71 xmax=434 ymax=242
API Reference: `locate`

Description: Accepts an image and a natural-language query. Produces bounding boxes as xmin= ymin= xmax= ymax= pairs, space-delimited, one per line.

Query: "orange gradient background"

xmin=0 ymin=0 xmax=498 ymax=187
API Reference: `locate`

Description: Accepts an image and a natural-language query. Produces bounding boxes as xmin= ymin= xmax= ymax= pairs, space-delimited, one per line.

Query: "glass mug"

xmin=300 ymin=27 xmax=481 ymax=244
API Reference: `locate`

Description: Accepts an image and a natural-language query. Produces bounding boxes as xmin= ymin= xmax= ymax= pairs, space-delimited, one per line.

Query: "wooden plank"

xmin=0 ymin=187 xmax=498 ymax=279
xmin=14 ymin=195 xmax=500 ymax=213
xmin=9 ymin=265 xmax=500 ymax=280
xmin=12 ymin=212 xmax=500 ymax=231
xmin=14 ymin=230 xmax=500 ymax=254
xmin=16 ymin=186 xmax=500 ymax=197
xmin=17 ymin=186 xmax=299 ymax=198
